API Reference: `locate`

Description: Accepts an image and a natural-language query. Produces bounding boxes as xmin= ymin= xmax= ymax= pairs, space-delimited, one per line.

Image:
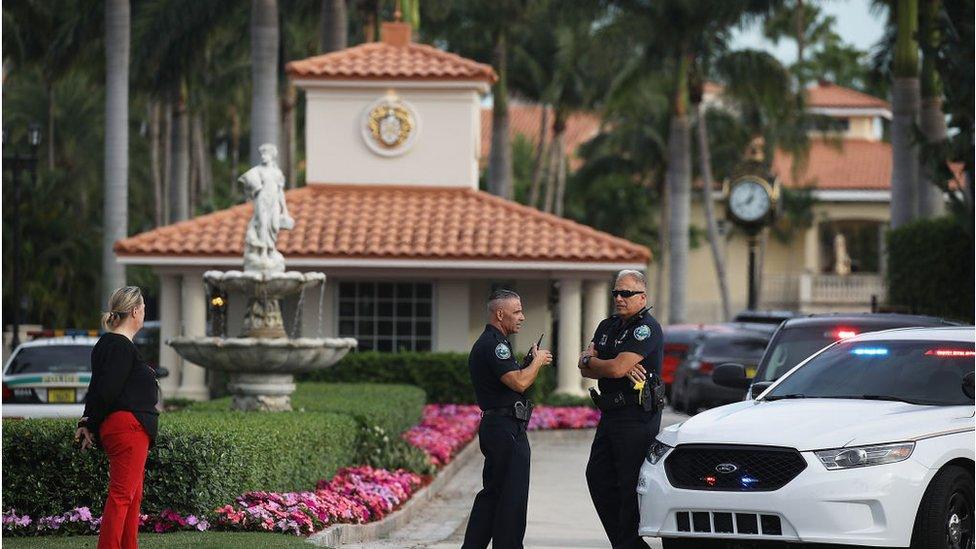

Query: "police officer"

xmin=579 ymin=270 xmax=663 ymax=549
xmin=463 ymin=289 xmax=553 ymax=549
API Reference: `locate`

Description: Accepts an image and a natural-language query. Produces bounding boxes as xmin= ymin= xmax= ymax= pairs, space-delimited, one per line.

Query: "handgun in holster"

xmin=513 ymin=400 xmax=534 ymax=421
xmin=640 ymin=375 xmax=666 ymax=413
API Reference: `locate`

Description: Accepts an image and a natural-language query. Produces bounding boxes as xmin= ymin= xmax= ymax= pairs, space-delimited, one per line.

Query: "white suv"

xmin=638 ymin=326 xmax=975 ymax=548
xmin=1 ymin=336 xmax=97 ymax=418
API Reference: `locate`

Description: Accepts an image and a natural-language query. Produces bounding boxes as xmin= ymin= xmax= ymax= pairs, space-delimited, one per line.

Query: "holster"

xmin=513 ymin=400 xmax=534 ymax=421
xmin=641 ymin=375 xmax=666 ymax=413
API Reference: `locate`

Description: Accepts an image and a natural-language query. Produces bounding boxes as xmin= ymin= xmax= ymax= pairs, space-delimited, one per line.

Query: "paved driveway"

xmin=343 ymin=410 xmax=687 ymax=548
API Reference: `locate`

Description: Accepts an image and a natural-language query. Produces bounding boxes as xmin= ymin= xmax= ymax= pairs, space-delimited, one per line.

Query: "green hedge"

xmin=297 ymin=352 xmax=555 ymax=403
xmin=2 ymin=411 xmax=359 ymax=517
xmin=887 ymin=217 xmax=975 ymax=323
xmin=186 ymin=383 xmax=425 ymax=435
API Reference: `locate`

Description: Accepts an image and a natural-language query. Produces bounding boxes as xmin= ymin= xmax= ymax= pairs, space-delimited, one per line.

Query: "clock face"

xmin=729 ymin=179 xmax=771 ymax=222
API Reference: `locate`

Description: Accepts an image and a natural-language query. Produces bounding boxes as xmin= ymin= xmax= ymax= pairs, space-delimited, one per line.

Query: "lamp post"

xmin=4 ymin=123 xmax=42 ymax=352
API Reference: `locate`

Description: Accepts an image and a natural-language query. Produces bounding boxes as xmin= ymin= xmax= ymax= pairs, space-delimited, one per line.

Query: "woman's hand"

xmin=625 ymin=363 xmax=647 ymax=385
xmin=75 ymin=426 xmax=94 ymax=452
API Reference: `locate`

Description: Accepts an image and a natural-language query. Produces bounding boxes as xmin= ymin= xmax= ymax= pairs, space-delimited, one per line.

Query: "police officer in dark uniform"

xmin=579 ymin=270 xmax=663 ymax=549
xmin=463 ymin=289 xmax=553 ymax=549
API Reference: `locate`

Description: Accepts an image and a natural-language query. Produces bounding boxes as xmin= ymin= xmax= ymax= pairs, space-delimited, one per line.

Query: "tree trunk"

xmin=47 ymin=82 xmax=56 ymax=170
xmin=319 ymin=0 xmax=347 ymax=53
xmin=250 ymin=0 xmax=280 ymax=165
xmin=149 ymin=100 xmax=163 ymax=227
xmin=162 ymin=97 xmax=172 ymax=223
xmin=667 ymin=113 xmax=692 ymax=324
xmin=229 ymin=104 xmax=241 ymax=198
xmin=654 ymin=178 xmax=669 ymax=314
xmin=918 ymin=0 xmax=946 ymax=218
xmin=694 ymin=105 xmax=731 ymax=321
xmin=794 ymin=0 xmax=805 ymax=87
xmin=169 ymin=88 xmax=190 ymax=222
xmin=103 ymin=0 xmax=130 ymax=304
xmin=891 ymin=77 xmax=920 ymax=228
xmin=192 ymin=113 xmax=212 ymax=208
xmin=543 ymin=132 xmax=559 ymax=213
xmin=281 ymin=82 xmax=297 ymax=187
xmin=528 ymin=106 xmax=549 ymax=208
xmin=487 ymin=31 xmax=513 ymax=198
xmin=554 ymin=132 xmax=567 ymax=217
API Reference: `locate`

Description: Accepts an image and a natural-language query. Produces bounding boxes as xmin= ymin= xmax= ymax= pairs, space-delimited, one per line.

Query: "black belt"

xmin=589 ymin=388 xmax=641 ymax=411
xmin=481 ymin=401 xmax=533 ymax=421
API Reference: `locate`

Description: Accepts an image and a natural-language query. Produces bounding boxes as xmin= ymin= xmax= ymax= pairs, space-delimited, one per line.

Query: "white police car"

xmin=638 ymin=326 xmax=975 ymax=548
xmin=2 ymin=335 xmax=97 ymax=418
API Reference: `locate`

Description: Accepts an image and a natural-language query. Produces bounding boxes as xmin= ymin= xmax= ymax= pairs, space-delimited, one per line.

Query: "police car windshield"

xmin=755 ymin=327 xmax=836 ymax=383
xmin=764 ymin=340 xmax=975 ymax=406
xmin=7 ymin=346 xmax=92 ymax=375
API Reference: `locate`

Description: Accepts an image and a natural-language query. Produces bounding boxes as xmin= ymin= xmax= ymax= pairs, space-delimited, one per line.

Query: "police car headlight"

xmin=646 ymin=440 xmax=672 ymax=465
xmin=814 ymin=442 xmax=915 ymax=470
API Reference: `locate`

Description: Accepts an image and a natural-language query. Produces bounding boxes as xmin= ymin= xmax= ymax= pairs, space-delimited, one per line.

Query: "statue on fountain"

xmin=239 ymin=143 xmax=295 ymax=274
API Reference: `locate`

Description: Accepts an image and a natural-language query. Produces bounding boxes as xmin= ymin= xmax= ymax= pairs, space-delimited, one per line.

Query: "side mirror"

xmin=155 ymin=366 xmax=170 ymax=380
xmin=963 ymin=372 xmax=975 ymax=400
xmin=713 ymin=363 xmax=751 ymax=389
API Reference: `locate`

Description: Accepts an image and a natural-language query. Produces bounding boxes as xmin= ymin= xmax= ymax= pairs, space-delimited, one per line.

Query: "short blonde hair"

xmin=101 ymin=286 xmax=143 ymax=331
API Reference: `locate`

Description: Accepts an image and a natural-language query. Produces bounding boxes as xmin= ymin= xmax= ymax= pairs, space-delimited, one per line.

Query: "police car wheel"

xmin=910 ymin=465 xmax=974 ymax=549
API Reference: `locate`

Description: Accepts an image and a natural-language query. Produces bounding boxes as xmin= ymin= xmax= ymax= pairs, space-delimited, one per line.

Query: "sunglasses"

xmin=611 ymin=290 xmax=645 ymax=298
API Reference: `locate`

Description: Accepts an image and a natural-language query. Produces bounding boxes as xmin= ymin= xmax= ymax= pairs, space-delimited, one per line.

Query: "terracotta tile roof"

xmin=805 ymin=81 xmax=890 ymax=110
xmin=115 ymin=185 xmax=650 ymax=263
xmin=286 ymin=23 xmax=496 ymax=83
xmin=479 ymin=104 xmax=601 ymax=169
xmin=773 ymin=139 xmax=893 ymax=189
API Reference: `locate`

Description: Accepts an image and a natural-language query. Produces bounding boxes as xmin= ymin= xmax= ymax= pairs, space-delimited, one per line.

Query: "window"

xmin=819 ymin=220 xmax=883 ymax=274
xmin=338 ymin=282 xmax=433 ymax=352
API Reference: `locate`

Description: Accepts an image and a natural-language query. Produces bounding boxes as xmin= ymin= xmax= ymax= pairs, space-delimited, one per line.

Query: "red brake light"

xmin=833 ymin=328 xmax=858 ymax=340
xmin=698 ymin=361 xmax=715 ymax=374
xmin=704 ymin=476 xmax=717 ymax=486
xmin=2 ymin=383 xmax=13 ymax=402
xmin=924 ymin=349 xmax=976 ymax=357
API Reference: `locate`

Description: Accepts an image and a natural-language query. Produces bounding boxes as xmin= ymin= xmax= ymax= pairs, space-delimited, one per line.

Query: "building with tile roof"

xmin=116 ymin=22 xmax=648 ymax=400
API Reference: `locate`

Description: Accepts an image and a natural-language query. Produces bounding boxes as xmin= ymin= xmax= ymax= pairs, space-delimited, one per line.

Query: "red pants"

xmin=98 ymin=411 xmax=149 ymax=549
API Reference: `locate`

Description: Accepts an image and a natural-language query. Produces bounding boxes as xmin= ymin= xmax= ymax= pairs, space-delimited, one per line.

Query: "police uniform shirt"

xmin=469 ymin=324 xmax=524 ymax=410
xmin=591 ymin=308 xmax=664 ymax=395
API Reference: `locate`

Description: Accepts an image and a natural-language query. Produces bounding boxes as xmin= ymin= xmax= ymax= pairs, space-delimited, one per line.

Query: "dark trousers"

xmin=98 ymin=411 xmax=150 ymax=549
xmin=462 ymin=415 xmax=531 ymax=549
xmin=586 ymin=408 xmax=661 ymax=549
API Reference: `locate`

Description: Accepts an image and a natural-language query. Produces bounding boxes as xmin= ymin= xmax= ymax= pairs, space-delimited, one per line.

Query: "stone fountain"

xmin=168 ymin=144 xmax=357 ymax=411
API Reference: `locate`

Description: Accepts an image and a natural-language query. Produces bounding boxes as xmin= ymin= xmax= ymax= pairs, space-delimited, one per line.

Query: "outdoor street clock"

xmin=725 ymin=174 xmax=779 ymax=229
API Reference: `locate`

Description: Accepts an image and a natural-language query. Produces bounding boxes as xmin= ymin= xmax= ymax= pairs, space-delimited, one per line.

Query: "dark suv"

xmin=713 ymin=313 xmax=959 ymax=398
xmin=670 ymin=328 xmax=772 ymax=414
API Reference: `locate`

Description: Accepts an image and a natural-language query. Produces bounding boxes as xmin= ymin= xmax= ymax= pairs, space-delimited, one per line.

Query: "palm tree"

xmin=102 ymin=0 xmax=130 ymax=302
xmin=917 ymin=0 xmax=946 ymax=218
xmin=251 ymin=0 xmax=280 ymax=165
xmin=319 ymin=0 xmax=347 ymax=52
xmin=890 ymin=0 xmax=920 ymax=228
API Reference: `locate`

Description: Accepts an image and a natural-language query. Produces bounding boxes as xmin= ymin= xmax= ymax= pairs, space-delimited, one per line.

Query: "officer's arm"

xmin=585 ymin=351 xmax=643 ymax=378
xmin=500 ymin=347 xmax=550 ymax=393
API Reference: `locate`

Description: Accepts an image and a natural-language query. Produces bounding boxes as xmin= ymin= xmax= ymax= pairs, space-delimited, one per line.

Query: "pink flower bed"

xmin=4 ymin=404 xmax=599 ymax=538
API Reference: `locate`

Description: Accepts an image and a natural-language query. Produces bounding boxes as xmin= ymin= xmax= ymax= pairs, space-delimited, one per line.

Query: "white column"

xmin=435 ymin=280 xmax=470 ymax=352
xmin=158 ymin=273 xmax=182 ymax=398
xmin=177 ymin=273 xmax=209 ymax=400
xmin=556 ymin=278 xmax=584 ymax=396
xmin=582 ymin=279 xmax=610 ymax=391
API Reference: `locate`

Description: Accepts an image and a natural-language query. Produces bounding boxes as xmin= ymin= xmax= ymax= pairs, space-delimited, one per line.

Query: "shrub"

xmin=357 ymin=425 xmax=435 ymax=476
xmin=2 ymin=411 xmax=359 ymax=517
xmin=297 ymin=352 xmax=555 ymax=403
xmin=186 ymin=383 xmax=425 ymax=436
xmin=887 ymin=217 xmax=975 ymax=323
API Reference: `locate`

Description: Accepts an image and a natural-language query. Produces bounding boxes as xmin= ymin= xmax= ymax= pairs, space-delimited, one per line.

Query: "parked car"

xmin=731 ymin=309 xmax=796 ymax=326
xmin=639 ymin=326 xmax=975 ymax=548
xmin=661 ymin=324 xmax=736 ymax=401
xmin=2 ymin=336 xmax=97 ymax=418
xmin=742 ymin=313 xmax=958 ymax=399
xmin=670 ymin=328 xmax=771 ymax=414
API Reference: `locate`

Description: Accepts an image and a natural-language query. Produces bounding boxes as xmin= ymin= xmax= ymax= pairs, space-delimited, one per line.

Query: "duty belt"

xmin=481 ymin=400 xmax=534 ymax=421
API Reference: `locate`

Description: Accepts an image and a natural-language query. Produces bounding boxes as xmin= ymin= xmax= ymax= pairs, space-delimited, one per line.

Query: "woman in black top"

xmin=75 ymin=286 xmax=158 ymax=549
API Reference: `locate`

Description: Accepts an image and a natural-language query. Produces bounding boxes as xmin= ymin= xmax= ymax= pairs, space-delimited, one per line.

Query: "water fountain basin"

xmin=204 ymin=270 xmax=325 ymax=300
xmin=168 ymin=336 xmax=357 ymax=374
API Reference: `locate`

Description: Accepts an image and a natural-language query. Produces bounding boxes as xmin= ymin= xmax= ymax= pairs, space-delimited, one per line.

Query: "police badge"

xmin=634 ymin=324 xmax=651 ymax=341
xmin=495 ymin=343 xmax=512 ymax=360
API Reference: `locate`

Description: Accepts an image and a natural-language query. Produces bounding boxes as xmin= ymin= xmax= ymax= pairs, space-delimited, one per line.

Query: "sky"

xmin=730 ymin=0 xmax=888 ymax=65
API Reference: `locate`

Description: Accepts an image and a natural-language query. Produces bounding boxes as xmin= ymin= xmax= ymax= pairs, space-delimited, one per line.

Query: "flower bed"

xmin=3 ymin=404 xmax=600 ymax=538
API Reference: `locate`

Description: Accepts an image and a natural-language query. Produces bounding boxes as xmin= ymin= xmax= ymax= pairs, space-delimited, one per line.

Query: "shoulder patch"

xmin=634 ymin=324 xmax=651 ymax=341
xmin=495 ymin=343 xmax=512 ymax=360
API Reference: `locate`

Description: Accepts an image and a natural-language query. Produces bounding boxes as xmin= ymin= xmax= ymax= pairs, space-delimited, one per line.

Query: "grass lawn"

xmin=1 ymin=531 xmax=316 ymax=548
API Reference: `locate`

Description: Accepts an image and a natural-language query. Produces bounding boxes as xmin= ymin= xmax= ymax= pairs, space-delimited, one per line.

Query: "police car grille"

xmin=664 ymin=444 xmax=806 ymax=491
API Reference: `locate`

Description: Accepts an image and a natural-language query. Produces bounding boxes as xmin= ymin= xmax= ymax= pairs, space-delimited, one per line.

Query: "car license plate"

xmin=746 ymin=366 xmax=757 ymax=378
xmin=47 ymin=388 xmax=75 ymax=403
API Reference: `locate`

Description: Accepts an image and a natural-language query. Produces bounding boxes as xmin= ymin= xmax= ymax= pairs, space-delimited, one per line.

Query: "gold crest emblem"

xmin=366 ymin=103 xmax=414 ymax=149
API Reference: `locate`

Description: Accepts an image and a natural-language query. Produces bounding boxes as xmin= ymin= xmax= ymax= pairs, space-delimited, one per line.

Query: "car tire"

xmin=671 ymin=384 xmax=685 ymax=413
xmin=910 ymin=465 xmax=974 ymax=549
xmin=682 ymin=385 xmax=699 ymax=415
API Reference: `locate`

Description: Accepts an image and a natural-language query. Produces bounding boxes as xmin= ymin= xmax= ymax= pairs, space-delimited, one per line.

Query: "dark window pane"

xmin=359 ymin=338 xmax=374 ymax=351
xmin=339 ymin=301 xmax=355 ymax=317
xmin=378 ymin=320 xmax=393 ymax=336
xmin=396 ymin=320 xmax=412 ymax=336
xmin=416 ymin=302 xmax=432 ymax=317
xmin=396 ymin=338 xmax=413 ymax=351
xmin=417 ymin=284 xmax=432 ymax=298
xmin=358 ymin=320 xmax=373 ymax=335
xmin=416 ymin=321 xmax=431 ymax=336
xmin=357 ymin=301 xmax=374 ymax=316
xmin=338 ymin=320 xmax=355 ymax=336
xmin=416 ymin=339 xmax=432 ymax=352
xmin=357 ymin=283 xmax=375 ymax=298
xmin=377 ymin=301 xmax=394 ymax=316
xmin=378 ymin=283 xmax=394 ymax=298
xmin=396 ymin=283 xmax=413 ymax=299
xmin=377 ymin=339 xmax=393 ymax=352
xmin=339 ymin=283 xmax=355 ymax=298
xmin=396 ymin=302 xmax=413 ymax=317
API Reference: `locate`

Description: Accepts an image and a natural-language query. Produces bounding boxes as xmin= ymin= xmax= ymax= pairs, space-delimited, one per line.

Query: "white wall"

xmin=435 ymin=280 xmax=470 ymax=352
xmin=304 ymin=87 xmax=482 ymax=188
